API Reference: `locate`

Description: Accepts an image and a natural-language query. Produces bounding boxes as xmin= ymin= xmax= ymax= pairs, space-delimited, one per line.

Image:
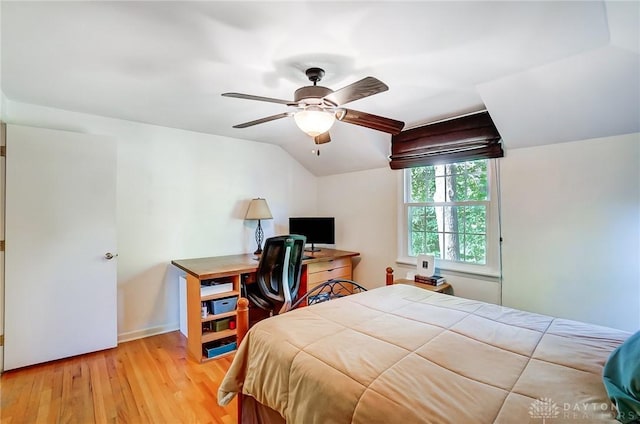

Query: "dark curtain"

xmin=389 ymin=111 xmax=503 ymax=169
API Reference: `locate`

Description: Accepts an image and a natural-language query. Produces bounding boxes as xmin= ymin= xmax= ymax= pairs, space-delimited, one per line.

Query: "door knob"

xmin=105 ymin=252 xmax=118 ymax=260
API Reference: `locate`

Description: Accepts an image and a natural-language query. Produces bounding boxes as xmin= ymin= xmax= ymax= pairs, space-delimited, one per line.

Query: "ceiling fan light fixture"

xmin=294 ymin=106 xmax=335 ymax=137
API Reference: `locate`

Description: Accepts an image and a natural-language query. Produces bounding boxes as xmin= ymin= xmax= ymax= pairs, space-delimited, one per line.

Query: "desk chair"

xmin=246 ymin=235 xmax=306 ymax=316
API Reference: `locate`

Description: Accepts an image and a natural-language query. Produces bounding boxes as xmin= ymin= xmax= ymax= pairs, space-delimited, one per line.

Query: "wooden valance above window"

xmin=389 ymin=111 xmax=503 ymax=169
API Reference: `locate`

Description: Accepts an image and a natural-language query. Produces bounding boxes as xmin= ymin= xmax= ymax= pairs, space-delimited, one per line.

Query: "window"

xmin=399 ymin=159 xmax=500 ymax=275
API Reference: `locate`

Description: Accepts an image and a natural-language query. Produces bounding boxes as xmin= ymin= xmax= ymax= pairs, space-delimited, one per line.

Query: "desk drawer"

xmin=307 ymin=257 xmax=351 ymax=274
xmin=307 ymin=259 xmax=352 ymax=288
xmin=308 ymin=268 xmax=352 ymax=288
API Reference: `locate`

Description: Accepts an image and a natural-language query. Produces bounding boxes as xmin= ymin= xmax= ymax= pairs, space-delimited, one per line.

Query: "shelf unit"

xmin=185 ymin=274 xmax=241 ymax=362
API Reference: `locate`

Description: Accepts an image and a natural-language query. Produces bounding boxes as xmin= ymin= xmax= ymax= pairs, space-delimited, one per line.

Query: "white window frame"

xmin=396 ymin=159 xmax=501 ymax=277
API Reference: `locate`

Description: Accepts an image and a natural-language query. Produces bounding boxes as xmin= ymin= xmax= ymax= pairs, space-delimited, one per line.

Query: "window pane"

xmin=448 ymin=162 xmax=464 ymax=176
xmin=443 ymin=231 xmax=461 ymax=261
xmin=468 ymin=159 xmax=487 ymax=174
xmin=425 ymin=206 xmax=438 ymax=232
xmin=426 ymin=175 xmax=437 ymax=200
xmin=462 ymin=205 xmax=486 ymax=234
xmin=466 ymin=170 xmax=488 ymax=200
xmin=454 ymin=167 xmax=467 ymax=201
xmin=409 ymin=167 xmax=427 ymax=202
xmin=467 ymin=160 xmax=488 ymax=200
xmin=434 ymin=205 xmax=444 ymax=234
xmin=433 ymin=176 xmax=445 ymax=202
xmin=426 ymin=232 xmax=441 ymax=257
xmin=409 ymin=232 xmax=443 ymax=258
xmin=410 ymin=230 xmax=426 ymax=256
xmin=444 ymin=163 xmax=467 ymax=201
xmin=463 ymin=234 xmax=486 ymax=264
xmin=409 ymin=207 xmax=442 ymax=257
xmin=409 ymin=207 xmax=426 ymax=232
xmin=441 ymin=206 xmax=461 ymax=235
xmin=408 ymin=207 xmax=425 ymax=255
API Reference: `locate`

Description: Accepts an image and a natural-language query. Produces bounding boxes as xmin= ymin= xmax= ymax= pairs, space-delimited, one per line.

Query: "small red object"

xmin=229 ymin=320 xmax=236 ymax=329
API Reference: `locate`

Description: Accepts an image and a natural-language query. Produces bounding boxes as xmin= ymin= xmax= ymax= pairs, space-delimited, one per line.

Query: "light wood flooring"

xmin=0 ymin=331 xmax=237 ymax=423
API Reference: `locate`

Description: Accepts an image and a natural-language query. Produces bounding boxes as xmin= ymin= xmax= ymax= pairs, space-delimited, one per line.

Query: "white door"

xmin=4 ymin=124 xmax=117 ymax=370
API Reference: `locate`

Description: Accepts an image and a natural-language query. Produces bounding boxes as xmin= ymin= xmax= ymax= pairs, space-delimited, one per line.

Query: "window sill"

xmin=395 ymin=257 xmax=501 ymax=280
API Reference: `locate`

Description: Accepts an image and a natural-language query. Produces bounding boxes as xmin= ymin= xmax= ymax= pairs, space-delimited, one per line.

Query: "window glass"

xmin=404 ymin=159 xmax=492 ymax=266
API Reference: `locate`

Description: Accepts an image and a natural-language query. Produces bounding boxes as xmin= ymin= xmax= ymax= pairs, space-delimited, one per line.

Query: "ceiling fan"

xmin=222 ymin=68 xmax=405 ymax=145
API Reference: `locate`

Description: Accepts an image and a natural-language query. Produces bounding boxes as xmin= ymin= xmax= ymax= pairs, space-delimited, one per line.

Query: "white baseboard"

xmin=117 ymin=322 xmax=179 ymax=344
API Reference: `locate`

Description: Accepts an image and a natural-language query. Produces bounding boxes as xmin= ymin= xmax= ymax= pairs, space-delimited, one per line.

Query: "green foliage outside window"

xmin=407 ymin=160 xmax=489 ymax=264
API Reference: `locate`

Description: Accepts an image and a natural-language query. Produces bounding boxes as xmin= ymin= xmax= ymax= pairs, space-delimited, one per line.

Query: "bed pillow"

xmin=603 ymin=330 xmax=640 ymax=424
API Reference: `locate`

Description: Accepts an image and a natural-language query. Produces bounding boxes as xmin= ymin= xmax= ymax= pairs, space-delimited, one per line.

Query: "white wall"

xmin=501 ymin=133 xmax=640 ymax=332
xmin=317 ymin=167 xmax=397 ymax=288
xmin=319 ymin=133 xmax=640 ymax=332
xmin=4 ymin=100 xmax=317 ymax=341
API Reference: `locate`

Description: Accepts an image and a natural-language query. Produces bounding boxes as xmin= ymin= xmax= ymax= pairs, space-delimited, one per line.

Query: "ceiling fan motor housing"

xmin=294 ymin=86 xmax=334 ymax=106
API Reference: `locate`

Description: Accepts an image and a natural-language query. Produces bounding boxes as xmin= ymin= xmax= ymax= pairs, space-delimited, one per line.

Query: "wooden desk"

xmin=171 ymin=248 xmax=359 ymax=362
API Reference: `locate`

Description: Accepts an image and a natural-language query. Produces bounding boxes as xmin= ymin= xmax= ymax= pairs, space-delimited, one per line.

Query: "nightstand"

xmin=394 ymin=279 xmax=453 ymax=295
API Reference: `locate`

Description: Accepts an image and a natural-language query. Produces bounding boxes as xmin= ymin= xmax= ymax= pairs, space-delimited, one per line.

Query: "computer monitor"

xmin=288 ymin=217 xmax=335 ymax=252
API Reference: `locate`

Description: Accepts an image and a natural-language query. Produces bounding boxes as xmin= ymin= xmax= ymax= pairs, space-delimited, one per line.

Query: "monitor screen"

xmin=289 ymin=217 xmax=335 ymax=245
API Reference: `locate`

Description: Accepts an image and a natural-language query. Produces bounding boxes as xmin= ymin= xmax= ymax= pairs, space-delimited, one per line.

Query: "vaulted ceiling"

xmin=2 ymin=1 xmax=638 ymax=176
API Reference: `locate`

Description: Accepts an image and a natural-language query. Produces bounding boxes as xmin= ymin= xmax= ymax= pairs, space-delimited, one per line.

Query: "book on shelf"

xmin=414 ymin=274 xmax=446 ymax=286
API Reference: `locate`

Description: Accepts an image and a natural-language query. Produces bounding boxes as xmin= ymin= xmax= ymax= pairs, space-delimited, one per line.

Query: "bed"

xmin=218 ymin=274 xmax=636 ymax=423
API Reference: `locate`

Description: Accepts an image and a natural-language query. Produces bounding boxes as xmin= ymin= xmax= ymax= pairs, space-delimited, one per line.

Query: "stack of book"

xmin=414 ymin=274 xmax=446 ymax=286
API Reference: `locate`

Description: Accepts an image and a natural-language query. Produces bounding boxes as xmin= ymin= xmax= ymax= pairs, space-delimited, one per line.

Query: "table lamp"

xmin=245 ymin=198 xmax=273 ymax=254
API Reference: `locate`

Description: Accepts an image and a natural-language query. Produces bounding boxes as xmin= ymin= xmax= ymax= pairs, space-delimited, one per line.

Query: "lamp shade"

xmin=245 ymin=198 xmax=273 ymax=220
xmin=294 ymin=107 xmax=336 ymax=137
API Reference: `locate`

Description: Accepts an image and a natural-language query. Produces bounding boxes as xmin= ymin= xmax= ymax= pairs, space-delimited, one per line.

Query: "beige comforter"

xmin=218 ymin=284 xmax=630 ymax=423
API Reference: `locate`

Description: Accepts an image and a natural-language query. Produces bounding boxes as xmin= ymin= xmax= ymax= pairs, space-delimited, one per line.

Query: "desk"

xmin=171 ymin=248 xmax=359 ymax=362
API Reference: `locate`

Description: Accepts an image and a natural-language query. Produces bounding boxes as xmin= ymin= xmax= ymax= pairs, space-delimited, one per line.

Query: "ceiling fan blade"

xmin=324 ymin=77 xmax=389 ymax=106
xmin=232 ymin=112 xmax=291 ymax=128
xmin=222 ymin=92 xmax=294 ymax=105
xmin=337 ymin=109 xmax=405 ymax=135
xmin=313 ymin=132 xmax=331 ymax=144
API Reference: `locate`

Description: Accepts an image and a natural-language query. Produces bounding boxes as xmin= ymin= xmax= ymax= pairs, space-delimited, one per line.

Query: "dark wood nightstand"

xmin=394 ymin=278 xmax=453 ymax=295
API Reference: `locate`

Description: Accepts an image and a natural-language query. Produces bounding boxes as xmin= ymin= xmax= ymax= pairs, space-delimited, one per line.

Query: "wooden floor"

xmin=0 ymin=331 xmax=237 ymax=423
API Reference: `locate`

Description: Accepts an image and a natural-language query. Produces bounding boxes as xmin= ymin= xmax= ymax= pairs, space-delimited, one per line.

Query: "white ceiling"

xmin=2 ymin=1 xmax=639 ymax=176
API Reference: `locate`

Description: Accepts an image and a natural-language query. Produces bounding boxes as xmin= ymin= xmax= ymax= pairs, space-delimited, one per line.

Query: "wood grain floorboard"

xmin=0 ymin=331 xmax=237 ymax=423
